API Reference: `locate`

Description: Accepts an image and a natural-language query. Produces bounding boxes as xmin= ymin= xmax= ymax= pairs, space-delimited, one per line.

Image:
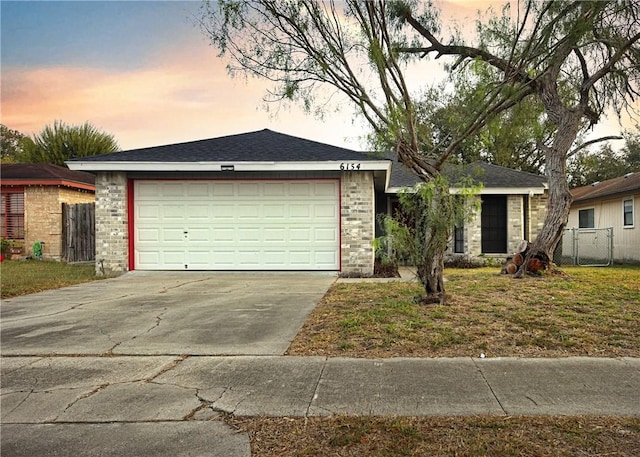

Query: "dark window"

xmin=1 ymin=192 xmax=25 ymax=239
xmin=481 ymin=195 xmax=507 ymax=253
xmin=623 ymin=199 xmax=634 ymax=227
xmin=454 ymin=225 xmax=464 ymax=253
xmin=578 ymin=208 xmax=595 ymax=229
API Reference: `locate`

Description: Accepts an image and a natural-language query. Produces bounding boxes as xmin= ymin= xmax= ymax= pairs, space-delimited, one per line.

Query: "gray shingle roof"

xmin=386 ymin=153 xmax=547 ymax=190
xmin=70 ymin=129 xmax=372 ymax=162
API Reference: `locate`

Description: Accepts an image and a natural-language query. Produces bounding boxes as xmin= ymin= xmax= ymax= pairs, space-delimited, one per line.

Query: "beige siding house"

xmin=1 ymin=163 xmax=95 ymax=260
xmin=568 ymin=172 xmax=640 ymax=264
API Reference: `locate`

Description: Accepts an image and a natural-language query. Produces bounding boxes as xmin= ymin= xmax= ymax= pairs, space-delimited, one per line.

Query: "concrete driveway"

xmin=1 ymin=271 xmax=334 ymax=456
xmin=1 ymin=271 xmax=336 ymax=356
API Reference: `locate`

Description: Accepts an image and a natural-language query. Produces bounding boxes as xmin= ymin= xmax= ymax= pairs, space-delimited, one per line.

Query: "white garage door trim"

xmin=132 ymin=179 xmax=340 ymax=271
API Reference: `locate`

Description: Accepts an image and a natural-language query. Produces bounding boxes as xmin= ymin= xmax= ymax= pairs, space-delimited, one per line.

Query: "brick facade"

xmin=456 ymin=192 xmax=548 ymax=259
xmin=95 ymin=172 xmax=129 ymax=275
xmin=529 ymin=192 xmax=547 ymax=241
xmin=23 ymin=186 xmax=94 ymax=260
xmin=340 ymin=171 xmax=375 ymax=275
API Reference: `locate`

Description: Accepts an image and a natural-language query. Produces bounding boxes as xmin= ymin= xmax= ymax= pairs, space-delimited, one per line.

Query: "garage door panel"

xmin=237 ymin=204 xmax=260 ymax=219
xmin=316 ymin=228 xmax=338 ymax=242
xmin=163 ymin=205 xmax=185 ymax=219
xmin=186 ymin=182 xmax=210 ymax=197
xmin=161 ymin=228 xmax=186 ymax=243
xmin=134 ymin=180 xmax=339 ymax=270
xmin=290 ymin=205 xmax=311 ymax=218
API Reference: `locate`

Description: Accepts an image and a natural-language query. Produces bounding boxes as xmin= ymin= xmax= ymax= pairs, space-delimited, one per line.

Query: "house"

xmin=0 ymin=163 xmax=96 ymax=260
xmin=381 ymin=157 xmax=548 ymax=259
xmin=567 ymin=172 xmax=639 ymax=264
xmin=66 ymin=129 xmax=548 ymax=275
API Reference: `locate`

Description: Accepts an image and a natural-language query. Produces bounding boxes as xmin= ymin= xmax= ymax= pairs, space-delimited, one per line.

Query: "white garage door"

xmin=133 ymin=179 xmax=340 ymax=270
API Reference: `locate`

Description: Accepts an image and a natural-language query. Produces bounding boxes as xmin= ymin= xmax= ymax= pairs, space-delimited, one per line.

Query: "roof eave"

xmin=386 ymin=185 xmax=547 ymax=195
xmin=66 ymin=160 xmax=391 ymax=172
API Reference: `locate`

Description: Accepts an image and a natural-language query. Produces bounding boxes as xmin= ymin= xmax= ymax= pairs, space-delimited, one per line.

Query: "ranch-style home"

xmin=66 ymin=129 xmax=548 ymax=276
xmin=567 ymin=172 xmax=639 ymax=264
xmin=1 ymin=163 xmax=96 ymax=260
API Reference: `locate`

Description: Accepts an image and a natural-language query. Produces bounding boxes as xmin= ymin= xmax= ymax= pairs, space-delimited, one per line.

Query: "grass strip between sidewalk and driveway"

xmin=287 ymin=266 xmax=640 ymax=358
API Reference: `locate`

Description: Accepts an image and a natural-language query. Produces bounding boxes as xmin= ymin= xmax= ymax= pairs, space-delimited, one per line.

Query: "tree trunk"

xmin=515 ymin=106 xmax=581 ymax=277
xmin=417 ymin=247 xmax=446 ymax=304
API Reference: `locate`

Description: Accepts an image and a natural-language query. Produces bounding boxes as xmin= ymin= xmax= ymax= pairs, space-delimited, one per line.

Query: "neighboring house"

xmin=1 ymin=163 xmax=96 ymax=260
xmin=66 ymin=129 xmax=548 ymax=276
xmin=567 ymin=172 xmax=640 ymax=263
xmin=382 ymin=157 xmax=548 ymax=258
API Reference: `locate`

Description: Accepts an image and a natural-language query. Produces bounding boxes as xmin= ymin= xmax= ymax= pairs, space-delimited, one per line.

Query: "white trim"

xmin=623 ymin=196 xmax=635 ymax=228
xmin=66 ymin=160 xmax=391 ymax=173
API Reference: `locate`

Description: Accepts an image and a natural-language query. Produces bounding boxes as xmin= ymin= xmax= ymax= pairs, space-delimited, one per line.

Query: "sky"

xmin=1 ymin=0 xmax=635 ymax=152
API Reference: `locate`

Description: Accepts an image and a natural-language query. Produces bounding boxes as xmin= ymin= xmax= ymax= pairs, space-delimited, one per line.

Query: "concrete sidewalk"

xmin=2 ymin=355 xmax=638 ymax=456
xmin=3 ymin=356 xmax=638 ymax=421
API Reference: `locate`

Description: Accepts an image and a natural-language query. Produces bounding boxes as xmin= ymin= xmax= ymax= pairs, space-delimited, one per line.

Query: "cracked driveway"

xmin=1 ymin=271 xmax=335 ymax=456
xmin=1 ymin=271 xmax=336 ymax=356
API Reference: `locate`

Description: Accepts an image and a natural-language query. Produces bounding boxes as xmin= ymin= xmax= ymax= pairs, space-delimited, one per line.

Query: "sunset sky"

xmin=1 ymin=0 xmax=634 ymax=152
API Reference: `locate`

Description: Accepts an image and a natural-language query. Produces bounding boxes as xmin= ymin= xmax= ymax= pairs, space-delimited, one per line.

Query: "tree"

xmin=200 ymin=0 xmax=517 ymax=302
xmin=567 ymin=129 xmax=640 ymax=187
xmin=0 ymin=124 xmax=28 ymax=163
xmin=395 ymin=0 xmax=640 ymax=276
xmin=201 ymin=0 xmax=639 ymax=285
xmin=20 ymin=121 xmax=120 ymax=166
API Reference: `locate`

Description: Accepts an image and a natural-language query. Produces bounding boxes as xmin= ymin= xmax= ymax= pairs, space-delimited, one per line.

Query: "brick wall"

xmin=341 ymin=171 xmax=375 ymax=275
xmin=24 ymin=187 xmax=62 ymax=259
xmin=507 ymin=194 xmax=524 ymax=252
xmin=23 ymin=186 xmax=94 ymax=260
xmin=95 ymin=172 xmax=129 ymax=275
xmin=529 ymin=192 xmax=548 ymax=241
xmin=454 ymin=192 xmax=548 ymax=259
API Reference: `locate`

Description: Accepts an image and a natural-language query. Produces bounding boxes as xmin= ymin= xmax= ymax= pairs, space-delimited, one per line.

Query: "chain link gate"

xmin=556 ymin=227 xmax=613 ymax=266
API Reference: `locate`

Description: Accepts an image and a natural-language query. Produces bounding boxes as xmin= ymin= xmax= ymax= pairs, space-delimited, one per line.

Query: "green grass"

xmin=0 ymin=259 xmax=100 ymax=298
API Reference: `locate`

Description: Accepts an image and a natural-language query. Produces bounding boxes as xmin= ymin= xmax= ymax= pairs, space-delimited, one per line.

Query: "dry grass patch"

xmin=228 ymin=415 xmax=640 ymax=457
xmin=287 ymin=266 xmax=640 ymax=358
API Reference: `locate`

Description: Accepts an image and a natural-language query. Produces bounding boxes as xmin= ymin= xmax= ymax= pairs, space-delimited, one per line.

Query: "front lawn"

xmin=0 ymin=259 xmax=99 ymax=298
xmin=230 ymin=415 xmax=640 ymax=457
xmin=287 ymin=266 xmax=640 ymax=358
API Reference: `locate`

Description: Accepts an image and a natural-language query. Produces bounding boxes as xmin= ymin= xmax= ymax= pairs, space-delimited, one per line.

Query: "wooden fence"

xmin=62 ymin=203 xmax=95 ymax=262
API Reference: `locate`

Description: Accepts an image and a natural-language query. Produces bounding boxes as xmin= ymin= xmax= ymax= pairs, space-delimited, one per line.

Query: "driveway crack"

xmin=53 ymin=383 xmax=110 ymax=421
xmin=145 ymin=355 xmax=189 ymax=383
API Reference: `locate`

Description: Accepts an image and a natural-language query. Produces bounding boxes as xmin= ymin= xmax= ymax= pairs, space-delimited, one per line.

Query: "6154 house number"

xmin=340 ymin=163 xmax=361 ymax=170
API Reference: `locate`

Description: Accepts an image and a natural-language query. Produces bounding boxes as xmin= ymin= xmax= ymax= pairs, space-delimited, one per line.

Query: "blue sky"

xmin=1 ymin=0 xmax=633 ymax=152
xmin=2 ymin=1 xmax=199 ymax=70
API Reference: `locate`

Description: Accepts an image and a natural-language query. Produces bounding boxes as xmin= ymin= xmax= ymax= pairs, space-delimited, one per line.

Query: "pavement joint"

xmin=306 ymin=356 xmax=328 ymax=417
xmin=472 ymin=358 xmax=508 ymax=415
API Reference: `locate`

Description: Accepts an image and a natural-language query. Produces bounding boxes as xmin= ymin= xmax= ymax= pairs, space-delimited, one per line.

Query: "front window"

xmin=1 ymin=192 xmax=25 ymax=240
xmin=454 ymin=225 xmax=464 ymax=253
xmin=578 ymin=208 xmax=595 ymax=229
xmin=623 ymin=199 xmax=634 ymax=227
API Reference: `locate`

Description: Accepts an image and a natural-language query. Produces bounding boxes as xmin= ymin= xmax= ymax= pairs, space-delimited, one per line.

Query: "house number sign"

xmin=340 ymin=162 xmax=361 ymax=170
